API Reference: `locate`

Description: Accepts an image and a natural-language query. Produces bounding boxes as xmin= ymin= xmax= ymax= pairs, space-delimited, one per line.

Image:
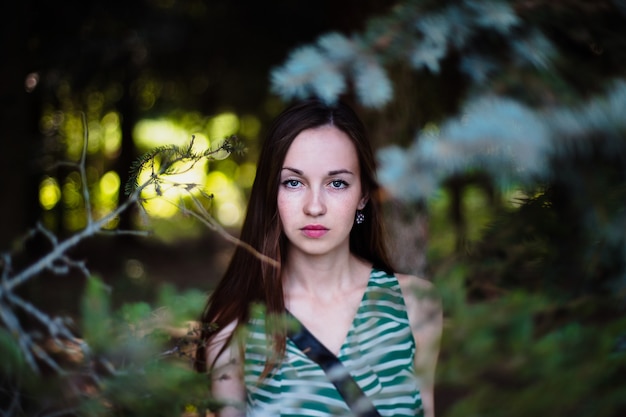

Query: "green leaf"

xmin=0 ymin=327 xmax=25 ymax=376
xmin=81 ymin=276 xmax=112 ymax=352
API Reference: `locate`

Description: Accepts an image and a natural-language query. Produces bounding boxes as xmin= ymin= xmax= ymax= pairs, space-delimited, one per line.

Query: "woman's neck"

xmin=282 ymin=250 xmax=371 ymax=298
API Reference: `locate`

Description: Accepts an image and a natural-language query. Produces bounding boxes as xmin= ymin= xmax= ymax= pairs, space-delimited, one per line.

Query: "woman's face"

xmin=277 ymin=125 xmax=367 ymax=258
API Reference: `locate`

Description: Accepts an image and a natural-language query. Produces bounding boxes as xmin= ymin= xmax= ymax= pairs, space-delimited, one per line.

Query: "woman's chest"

xmin=244 ymin=312 xmax=421 ymax=416
xmin=285 ymin=290 xmax=366 ymax=355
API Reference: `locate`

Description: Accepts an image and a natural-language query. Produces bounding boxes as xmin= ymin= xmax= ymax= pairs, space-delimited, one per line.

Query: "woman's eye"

xmin=330 ymin=180 xmax=348 ymax=189
xmin=283 ymin=179 xmax=301 ymax=188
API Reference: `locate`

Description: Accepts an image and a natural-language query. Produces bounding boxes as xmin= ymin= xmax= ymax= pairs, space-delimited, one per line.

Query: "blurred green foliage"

xmin=3 ymin=0 xmax=626 ymax=416
xmin=77 ymin=278 xmax=213 ymax=417
xmin=270 ymin=0 xmax=626 ymax=415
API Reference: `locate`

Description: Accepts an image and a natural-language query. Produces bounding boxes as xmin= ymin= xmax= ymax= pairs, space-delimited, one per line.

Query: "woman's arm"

xmin=398 ymin=274 xmax=443 ymax=417
xmin=205 ymin=321 xmax=246 ymax=417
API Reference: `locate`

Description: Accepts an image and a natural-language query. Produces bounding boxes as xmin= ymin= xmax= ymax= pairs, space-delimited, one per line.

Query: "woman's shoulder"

xmin=395 ymin=272 xmax=436 ymax=294
xmin=395 ymin=272 xmax=442 ymax=417
xmin=368 ymin=266 xmax=434 ymax=294
xmin=394 ymin=272 xmax=434 ymax=289
xmin=205 ymin=319 xmax=240 ymax=370
xmin=394 ymin=271 xmax=442 ymax=344
xmin=394 ymin=272 xmax=441 ymax=322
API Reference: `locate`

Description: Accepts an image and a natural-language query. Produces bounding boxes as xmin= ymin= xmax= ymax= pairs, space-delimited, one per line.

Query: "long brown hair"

xmin=195 ymin=98 xmax=393 ymax=372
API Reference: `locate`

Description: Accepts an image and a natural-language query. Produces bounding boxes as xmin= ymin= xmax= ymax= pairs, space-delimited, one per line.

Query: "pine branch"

xmin=270 ymin=0 xmax=554 ymax=107
xmin=0 ymin=117 xmax=268 ymax=380
xmin=184 ymin=194 xmax=280 ymax=269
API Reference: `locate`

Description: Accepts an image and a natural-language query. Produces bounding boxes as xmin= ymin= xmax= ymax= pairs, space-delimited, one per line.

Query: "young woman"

xmin=195 ymin=98 xmax=442 ymax=417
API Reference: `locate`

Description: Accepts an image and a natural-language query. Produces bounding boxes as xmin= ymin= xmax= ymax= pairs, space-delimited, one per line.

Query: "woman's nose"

xmin=303 ymin=189 xmax=326 ymax=216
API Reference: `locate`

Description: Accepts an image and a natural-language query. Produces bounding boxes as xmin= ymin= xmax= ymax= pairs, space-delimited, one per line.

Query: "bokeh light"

xmin=205 ymin=171 xmax=245 ymax=227
xmin=99 ymin=171 xmax=120 ymax=196
xmin=102 ymin=112 xmax=122 ymax=158
xmin=39 ymin=177 xmax=61 ymax=210
xmin=235 ymin=162 xmax=256 ymax=188
xmin=131 ymin=114 xmax=247 ymax=226
xmin=133 ymin=119 xmax=209 ymax=151
xmin=207 ymin=112 xmax=239 ymax=139
xmin=63 ymin=113 xmax=87 ymax=161
xmin=96 ymin=171 xmax=121 ymax=228
xmin=239 ymin=114 xmax=261 ymax=139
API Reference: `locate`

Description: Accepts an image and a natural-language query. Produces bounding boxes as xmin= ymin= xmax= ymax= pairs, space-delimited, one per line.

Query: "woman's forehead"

xmin=285 ymin=126 xmax=358 ymax=160
xmin=283 ymin=125 xmax=359 ymax=168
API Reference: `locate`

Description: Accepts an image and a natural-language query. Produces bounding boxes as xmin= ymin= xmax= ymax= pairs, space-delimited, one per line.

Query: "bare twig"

xmin=1 ymin=183 xmax=146 ymax=294
xmin=1 ymin=252 xmax=11 ymax=281
xmin=0 ymin=302 xmax=49 ymax=373
xmin=97 ymin=229 xmax=152 ymax=237
xmin=0 ymin=386 xmax=22 ymax=417
xmin=37 ymin=222 xmax=59 ymax=246
xmin=0 ymin=163 xmax=149 ymax=375
xmin=6 ymin=291 xmax=78 ymax=343
xmin=0 ymin=123 xmax=265 ymax=381
xmin=184 ymin=194 xmax=280 ymax=269
xmin=79 ymin=113 xmax=93 ymax=227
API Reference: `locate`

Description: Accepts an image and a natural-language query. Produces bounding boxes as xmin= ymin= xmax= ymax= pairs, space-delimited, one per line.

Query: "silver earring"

xmin=355 ymin=210 xmax=365 ymax=224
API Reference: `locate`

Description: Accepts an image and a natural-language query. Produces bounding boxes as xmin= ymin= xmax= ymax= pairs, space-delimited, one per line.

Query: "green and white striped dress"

xmin=244 ymin=268 xmax=423 ymax=416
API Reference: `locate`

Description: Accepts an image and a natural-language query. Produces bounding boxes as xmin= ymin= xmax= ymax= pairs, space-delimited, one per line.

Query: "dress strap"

xmin=286 ymin=310 xmax=382 ymax=417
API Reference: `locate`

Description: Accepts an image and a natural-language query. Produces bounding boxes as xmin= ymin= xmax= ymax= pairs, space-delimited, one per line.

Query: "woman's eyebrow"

xmin=281 ymin=167 xmax=302 ymax=175
xmin=328 ymin=169 xmax=354 ymax=176
xmin=281 ymin=167 xmax=354 ymax=176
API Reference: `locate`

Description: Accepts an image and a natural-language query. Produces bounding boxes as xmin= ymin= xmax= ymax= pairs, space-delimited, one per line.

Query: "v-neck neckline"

xmin=286 ymin=266 xmax=377 ymax=359
xmin=334 ymin=266 xmax=376 ymax=359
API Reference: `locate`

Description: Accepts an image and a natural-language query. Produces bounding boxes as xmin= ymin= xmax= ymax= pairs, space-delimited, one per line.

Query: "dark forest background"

xmin=1 ymin=0 xmax=396 ymax=310
xmin=1 ymin=1 xmax=626 ymax=416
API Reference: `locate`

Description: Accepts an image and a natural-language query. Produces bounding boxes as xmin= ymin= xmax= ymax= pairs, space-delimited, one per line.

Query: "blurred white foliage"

xmin=378 ymin=96 xmax=551 ymax=200
xmin=353 ymin=59 xmax=394 ymax=107
xmin=270 ymin=45 xmax=347 ymax=103
xmin=443 ymin=5 xmax=475 ymax=48
xmin=410 ymin=40 xmax=447 ymax=73
xmin=269 ymin=0 xmax=626 ymax=207
xmin=460 ymin=54 xmax=498 ymax=83
xmin=512 ymin=29 xmax=555 ymax=70
xmin=549 ymin=80 xmax=626 ymax=154
xmin=467 ymin=0 xmax=520 ymax=33
xmin=270 ymin=0 xmax=556 ymax=108
xmin=378 ymin=80 xmax=626 ymax=202
xmin=317 ymin=32 xmax=359 ymax=61
xmin=411 ymin=14 xmax=450 ymax=73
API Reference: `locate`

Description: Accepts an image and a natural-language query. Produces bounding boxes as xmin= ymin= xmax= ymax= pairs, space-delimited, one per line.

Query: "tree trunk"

xmin=0 ymin=0 xmax=44 ymax=250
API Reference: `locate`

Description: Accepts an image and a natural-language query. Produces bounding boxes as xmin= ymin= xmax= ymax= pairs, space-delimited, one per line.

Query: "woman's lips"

xmin=301 ymin=225 xmax=329 ymax=238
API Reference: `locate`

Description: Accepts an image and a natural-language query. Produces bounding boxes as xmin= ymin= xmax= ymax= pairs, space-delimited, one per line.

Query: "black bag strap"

xmin=286 ymin=311 xmax=382 ymax=417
